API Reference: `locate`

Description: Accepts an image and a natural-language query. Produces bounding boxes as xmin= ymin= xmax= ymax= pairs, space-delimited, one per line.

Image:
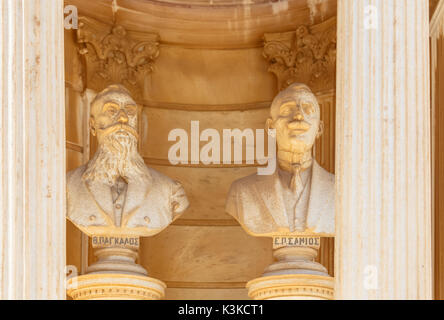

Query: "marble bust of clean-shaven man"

xmin=66 ymin=84 xmax=189 ymax=237
xmin=225 ymin=83 xmax=334 ymax=237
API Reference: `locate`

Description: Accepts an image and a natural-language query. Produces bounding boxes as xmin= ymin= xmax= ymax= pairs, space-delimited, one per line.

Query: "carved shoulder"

xmin=226 ymin=172 xmax=265 ymax=218
xmin=313 ymin=162 xmax=335 ymax=193
xmin=66 ymin=165 xmax=87 ymax=196
xmin=145 ymin=166 xmax=189 ymax=217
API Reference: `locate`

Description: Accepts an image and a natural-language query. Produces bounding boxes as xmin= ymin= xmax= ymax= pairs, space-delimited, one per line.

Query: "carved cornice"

xmin=263 ymin=17 xmax=336 ymax=93
xmin=77 ymin=17 xmax=160 ymax=99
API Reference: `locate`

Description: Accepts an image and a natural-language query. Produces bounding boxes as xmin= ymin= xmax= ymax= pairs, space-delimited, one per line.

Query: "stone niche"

xmin=64 ymin=0 xmax=337 ymax=300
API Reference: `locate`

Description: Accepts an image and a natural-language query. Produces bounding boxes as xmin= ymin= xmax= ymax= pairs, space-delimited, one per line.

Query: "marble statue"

xmin=225 ymin=83 xmax=335 ymax=237
xmin=66 ymin=84 xmax=189 ymax=237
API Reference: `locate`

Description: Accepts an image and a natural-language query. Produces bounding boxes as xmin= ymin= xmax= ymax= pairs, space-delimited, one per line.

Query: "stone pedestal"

xmin=263 ymin=246 xmax=328 ymax=277
xmin=247 ymin=236 xmax=334 ymax=300
xmin=247 ymin=274 xmax=334 ymax=300
xmin=66 ymin=274 xmax=166 ymax=300
xmin=67 ymin=235 xmax=166 ymax=300
xmin=87 ymin=247 xmax=148 ymax=276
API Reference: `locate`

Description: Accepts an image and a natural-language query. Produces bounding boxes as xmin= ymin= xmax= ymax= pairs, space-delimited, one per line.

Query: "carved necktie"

xmin=289 ymin=163 xmax=309 ymax=232
xmin=111 ymin=177 xmax=127 ymax=227
xmin=290 ymin=164 xmax=304 ymax=196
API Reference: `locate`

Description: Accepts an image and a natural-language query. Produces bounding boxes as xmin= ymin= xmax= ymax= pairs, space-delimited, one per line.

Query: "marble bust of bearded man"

xmin=66 ymin=84 xmax=189 ymax=237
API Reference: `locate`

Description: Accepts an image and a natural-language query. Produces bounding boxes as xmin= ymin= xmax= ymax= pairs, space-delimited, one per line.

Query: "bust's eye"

xmin=301 ymin=102 xmax=315 ymax=115
xmin=279 ymin=106 xmax=292 ymax=116
xmin=107 ymin=107 xmax=118 ymax=116
xmin=125 ymin=105 xmax=137 ymax=116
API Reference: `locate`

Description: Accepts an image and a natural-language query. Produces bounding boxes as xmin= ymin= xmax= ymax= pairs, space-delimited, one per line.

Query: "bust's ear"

xmin=316 ymin=120 xmax=324 ymax=139
xmin=265 ymin=117 xmax=274 ymax=136
xmin=89 ymin=118 xmax=96 ymax=137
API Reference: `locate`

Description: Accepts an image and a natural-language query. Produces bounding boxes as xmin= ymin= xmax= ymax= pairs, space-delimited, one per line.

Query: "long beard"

xmin=82 ymin=131 xmax=149 ymax=186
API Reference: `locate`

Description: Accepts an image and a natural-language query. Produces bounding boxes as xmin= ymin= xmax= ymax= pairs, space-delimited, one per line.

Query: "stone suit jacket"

xmin=67 ymin=164 xmax=189 ymax=237
xmin=225 ymin=161 xmax=335 ymax=237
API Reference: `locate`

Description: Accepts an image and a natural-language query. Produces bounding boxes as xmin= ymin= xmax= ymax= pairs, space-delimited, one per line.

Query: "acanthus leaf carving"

xmin=77 ymin=17 xmax=159 ymax=100
xmin=263 ymin=18 xmax=336 ymax=93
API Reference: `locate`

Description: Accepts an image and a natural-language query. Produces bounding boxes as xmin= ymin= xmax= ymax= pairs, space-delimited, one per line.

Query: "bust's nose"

xmin=117 ymin=110 xmax=128 ymax=124
xmin=293 ymin=108 xmax=304 ymax=121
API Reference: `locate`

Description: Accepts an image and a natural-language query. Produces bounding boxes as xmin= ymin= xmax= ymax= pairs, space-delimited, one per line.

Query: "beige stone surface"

xmin=149 ymin=166 xmax=257 ymax=221
xmin=0 ymin=0 xmax=66 ymax=299
xmin=77 ymin=17 xmax=159 ymax=101
xmin=263 ymin=241 xmax=328 ymax=277
xmin=141 ymin=107 xmax=271 ymax=161
xmin=227 ymin=161 xmax=335 ymax=237
xmin=64 ymin=2 xmax=338 ymax=300
xmin=335 ymin=0 xmax=432 ymax=299
xmin=66 ymin=149 xmax=84 ymax=172
xmin=67 ymin=274 xmax=166 ymax=300
xmin=145 ymin=46 xmax=276 ymax=104
xmin=67 ymin=85 xmax=189 ymax=237
xmin=247 ymin=235 xmax=334 ymax=300
xmin=165 ymin=288 xmax=249 ymax=300
xmin=57 ymin=0 xmax=438 ymax=301
xmin=66 ymin=220 xmax=83 ymax=279
xmin=67 ymin=0 xmax=337 ymax=48
xmin=65 ymin=31 xmax=92 ymax=277
xmin=64 ymin=29 xmax=84 ymax=92
xmin=65 ymin=88 xmax=85 ymax=146
xmin=247 ymin=274 xmax=334 ymax=300
xmin=226 ymin=84 xmax=335 ymax=237
xmin=87 ymin=246 xmax=148 ymax=276
xmin=431 ymin=0 xmax=444 ymax=300
xmin=263 ymin=17 xmax=336 ymax=93
xmin=140 ymin=226 xmax=273 ymax=283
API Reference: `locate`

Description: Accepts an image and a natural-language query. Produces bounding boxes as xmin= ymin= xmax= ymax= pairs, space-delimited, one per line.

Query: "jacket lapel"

xmin=84 ymin=180 xmax=115 ymax=226
xmin=121 ymin=174 xmax=152 ymax=227
xmin=306 ymin=161 xmax=332 ymax=232
xmin=253 ymin=170 xmax=288 ymax=228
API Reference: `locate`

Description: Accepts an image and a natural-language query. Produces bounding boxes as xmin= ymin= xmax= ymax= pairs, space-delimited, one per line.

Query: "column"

xmin=0 ymin=0 xmax=66 ymax=299
xmin=430 ymin=0 xmax=444 ymax=299
xmin=335 ymin=0 xmax=432 ymax=299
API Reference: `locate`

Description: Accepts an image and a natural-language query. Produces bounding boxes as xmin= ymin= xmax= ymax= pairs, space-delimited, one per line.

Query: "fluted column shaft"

xmin=335 ymin=0 xmax=432 ymax=299
xmin=0 ymin=0 xmax=66 ymax=299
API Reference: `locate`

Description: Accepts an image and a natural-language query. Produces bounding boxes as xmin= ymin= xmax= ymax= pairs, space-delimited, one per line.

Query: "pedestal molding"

xmin=247 ymin=274 xmax=334 ymax=300
xmin=67 ymin=274 xmax=166 ymax=300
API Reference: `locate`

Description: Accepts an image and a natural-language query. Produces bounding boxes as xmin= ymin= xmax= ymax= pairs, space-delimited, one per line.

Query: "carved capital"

xmin=77 ymin=17 xmax=159 ymax=99
xmin=263 ymin=18 xmax=336 ymax=93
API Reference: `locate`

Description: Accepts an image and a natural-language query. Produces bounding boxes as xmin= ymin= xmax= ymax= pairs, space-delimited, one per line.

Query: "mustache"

xmin=98 ymin=123 xmax=139 ymax=140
